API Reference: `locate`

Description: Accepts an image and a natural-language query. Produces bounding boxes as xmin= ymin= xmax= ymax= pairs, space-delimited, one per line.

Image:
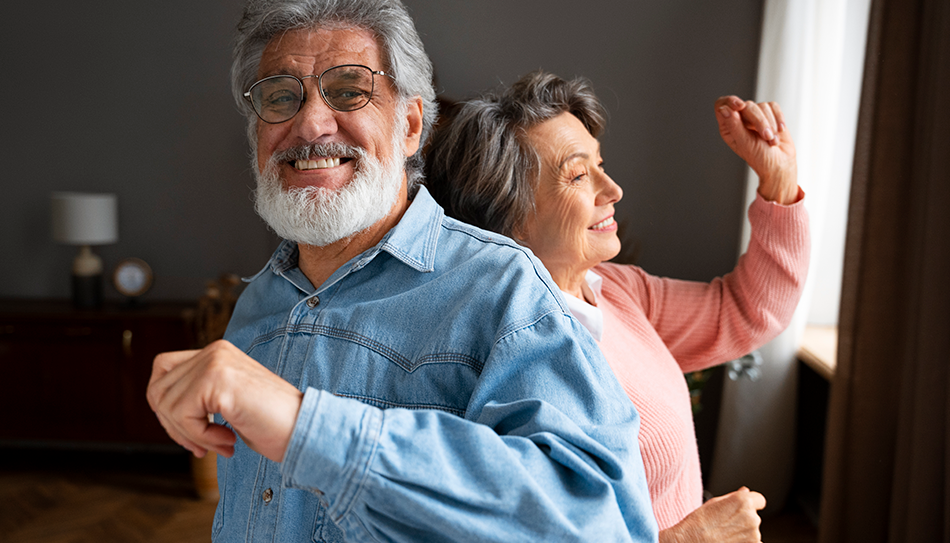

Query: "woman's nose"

xmin=596 ymin=172 xmax=623 ymax=205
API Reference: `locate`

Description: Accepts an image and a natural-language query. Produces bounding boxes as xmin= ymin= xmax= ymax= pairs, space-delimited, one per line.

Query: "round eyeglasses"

xmin=244 ymin=64 xmax=395 ymax=124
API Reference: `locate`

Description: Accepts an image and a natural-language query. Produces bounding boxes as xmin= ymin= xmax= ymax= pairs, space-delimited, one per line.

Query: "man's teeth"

xmin=295 ymin=157 xmax=341 ymax=170
xmin=591 ymin=217 xmax=615 ymax=230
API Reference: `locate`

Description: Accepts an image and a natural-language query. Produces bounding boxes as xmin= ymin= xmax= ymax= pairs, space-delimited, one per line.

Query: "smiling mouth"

xmin=293 ymin=157 xmax=354 ymax=171
xmin=590 ymin=216 xmax=616 ymax=230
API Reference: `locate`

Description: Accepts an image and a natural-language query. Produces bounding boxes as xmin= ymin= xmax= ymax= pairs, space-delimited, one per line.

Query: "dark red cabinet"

xmin=0 ymin=299 xmax=194 ymax=448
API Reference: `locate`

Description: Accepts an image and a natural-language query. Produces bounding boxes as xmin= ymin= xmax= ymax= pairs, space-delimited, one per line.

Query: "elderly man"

xmin=147 ymin=0 xmax=657 ymax=541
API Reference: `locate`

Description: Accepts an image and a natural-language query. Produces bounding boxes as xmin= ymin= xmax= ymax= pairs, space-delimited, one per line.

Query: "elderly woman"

xmin=425 ymin=71 xmax=808 ymax=543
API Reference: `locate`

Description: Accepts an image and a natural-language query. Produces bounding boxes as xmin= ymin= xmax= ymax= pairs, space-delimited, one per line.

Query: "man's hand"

xmin=146 ymin=340 xmax=304 ymax=462
xmin=660 ymin=487 xmax=766 ymax=543
xmin=716 ymin=96 xmax=799 ymax=205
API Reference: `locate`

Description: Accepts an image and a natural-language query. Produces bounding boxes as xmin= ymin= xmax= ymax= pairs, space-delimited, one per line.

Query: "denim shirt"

xmin=215 ymin=187 xmax=658 ymax=543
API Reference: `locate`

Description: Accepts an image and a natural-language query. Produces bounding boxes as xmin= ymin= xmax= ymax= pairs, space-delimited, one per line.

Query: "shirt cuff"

xmin=281 ymin=388 xmax=383 ymax=519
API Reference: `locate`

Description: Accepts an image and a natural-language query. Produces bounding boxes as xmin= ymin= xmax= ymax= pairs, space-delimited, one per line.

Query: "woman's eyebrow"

xmin=558 ymin=152 xmax=590 ymax=170
xmin=557 ymin=140 xmax=601 ymax=170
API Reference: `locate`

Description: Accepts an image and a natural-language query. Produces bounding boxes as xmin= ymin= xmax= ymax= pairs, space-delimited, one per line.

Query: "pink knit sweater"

xmin=582 ymin=193 xmax=809 ymax=530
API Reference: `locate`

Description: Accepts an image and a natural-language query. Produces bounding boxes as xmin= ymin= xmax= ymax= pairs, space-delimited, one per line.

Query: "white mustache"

xmin=272 ymin=142 xmax=365 ymax=163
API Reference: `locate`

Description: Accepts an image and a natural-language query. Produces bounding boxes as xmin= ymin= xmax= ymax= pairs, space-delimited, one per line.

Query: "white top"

xmin=561 ymin=269 xmax=605 ymax=341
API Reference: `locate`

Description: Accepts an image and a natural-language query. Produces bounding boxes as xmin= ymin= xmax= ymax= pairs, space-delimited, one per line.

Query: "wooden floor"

xmin=0 ymin=448 xmax=216 ymax=543
xmin=0 ymin=448 xmax=817 ymax=542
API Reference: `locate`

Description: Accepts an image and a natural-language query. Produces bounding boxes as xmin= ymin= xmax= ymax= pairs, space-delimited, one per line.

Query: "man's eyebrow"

xmin=260 ymin=67 xmax=300 ymax=78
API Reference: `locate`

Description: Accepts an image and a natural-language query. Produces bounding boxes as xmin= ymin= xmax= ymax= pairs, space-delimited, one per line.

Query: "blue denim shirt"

xmin=215 ymin=187 xmax=658 ymax=542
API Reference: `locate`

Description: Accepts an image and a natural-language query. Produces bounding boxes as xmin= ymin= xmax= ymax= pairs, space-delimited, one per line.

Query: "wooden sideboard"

xmin=0 ymin=299 xmax=195 ymax=449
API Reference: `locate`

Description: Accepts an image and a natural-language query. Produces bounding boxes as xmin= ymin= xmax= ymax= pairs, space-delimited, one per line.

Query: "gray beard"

xmin=252 ymin=131 xmax=405 ymax=247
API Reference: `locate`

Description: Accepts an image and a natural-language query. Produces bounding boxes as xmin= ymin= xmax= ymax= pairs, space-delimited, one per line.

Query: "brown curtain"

xmin=818 ymin=0 xmax=950 ymax=541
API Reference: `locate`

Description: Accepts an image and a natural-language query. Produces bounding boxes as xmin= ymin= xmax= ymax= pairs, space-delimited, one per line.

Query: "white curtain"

xmin=707 ymin=0 xmax=870 ymax=514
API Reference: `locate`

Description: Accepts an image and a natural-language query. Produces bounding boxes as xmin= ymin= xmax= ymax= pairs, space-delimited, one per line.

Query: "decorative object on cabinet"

xmin=194 ymin=273 xmax=241 ymax=347
xmin=50 ymin=192 xmax=119 ymax=309
xmin=189 ymin=273 xmax=243 ymax=501
xmin=112 ymin=257 xmax=154 ymax=302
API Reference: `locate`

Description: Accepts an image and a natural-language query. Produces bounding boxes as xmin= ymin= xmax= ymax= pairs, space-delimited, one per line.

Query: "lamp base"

xmin=72 ymin=273 xmax=103 ymax=309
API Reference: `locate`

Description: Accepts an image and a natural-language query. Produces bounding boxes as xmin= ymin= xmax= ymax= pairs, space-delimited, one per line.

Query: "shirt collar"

xmin=376 ymin=185 xmax=441 ymax=273
xmin=586 ymin=268 xmax=604 ymax=300
xmin=255 ymin=185 xmax=443 ymax=283
xmin=562 ymin=269 xmax=605 ymax=341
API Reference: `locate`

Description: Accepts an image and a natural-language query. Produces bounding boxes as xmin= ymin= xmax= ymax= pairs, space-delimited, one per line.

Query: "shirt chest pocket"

xmin=293 ymin=327 xmax=483 ymax=417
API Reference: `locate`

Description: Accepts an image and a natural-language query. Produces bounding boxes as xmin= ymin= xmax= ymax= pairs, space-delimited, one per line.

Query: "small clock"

xmin=112 ymin=257 xmax=153 ymax=298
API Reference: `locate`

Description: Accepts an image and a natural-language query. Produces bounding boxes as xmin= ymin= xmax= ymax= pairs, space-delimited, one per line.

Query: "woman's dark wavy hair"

xmin=425 ymin=70 xmax=606 ymax=238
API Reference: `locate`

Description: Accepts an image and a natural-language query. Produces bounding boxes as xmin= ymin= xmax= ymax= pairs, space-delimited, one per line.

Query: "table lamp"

xmin=51 ymin=192 xmax=118 ymax=308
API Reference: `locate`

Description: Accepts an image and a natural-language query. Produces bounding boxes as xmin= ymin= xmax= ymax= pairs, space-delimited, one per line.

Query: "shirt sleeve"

xmin=598 ymin=191 xmax=810 ymax=373
xmin=280 ymin=312 xmax=659 ymax=543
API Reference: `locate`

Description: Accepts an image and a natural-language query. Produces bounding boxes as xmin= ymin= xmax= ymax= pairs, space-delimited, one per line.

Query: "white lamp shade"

xmin=51 ymin=192 xmax=119 ymax=245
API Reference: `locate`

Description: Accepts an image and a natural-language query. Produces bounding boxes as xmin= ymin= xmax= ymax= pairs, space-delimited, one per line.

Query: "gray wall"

xmin=0 ymin=0 xmax=762 ymax=302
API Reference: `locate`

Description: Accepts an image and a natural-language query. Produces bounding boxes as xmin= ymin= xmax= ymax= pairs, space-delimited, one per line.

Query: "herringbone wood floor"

xmin=0 ymin=449 xmax=216 ymax=543
xmin=1 ymin=448 xmax=817 ymax=542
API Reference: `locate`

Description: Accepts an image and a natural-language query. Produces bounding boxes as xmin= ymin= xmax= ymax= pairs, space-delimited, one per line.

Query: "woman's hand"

xmin=659 ymin=487 xmax=766 ymax=543
xmin=716 ymin=96 xmax=799 ymax=205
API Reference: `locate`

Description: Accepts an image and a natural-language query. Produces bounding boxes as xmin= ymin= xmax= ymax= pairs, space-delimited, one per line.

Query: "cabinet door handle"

xmin=122 ymin=329 xmax=133 ymax=357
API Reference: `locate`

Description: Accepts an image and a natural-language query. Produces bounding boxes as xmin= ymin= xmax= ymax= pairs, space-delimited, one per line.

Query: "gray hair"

xmin=425 ymin=70 xmax=606 ymax=238
xmin=232 ymin=0 xmax=438 ymax=194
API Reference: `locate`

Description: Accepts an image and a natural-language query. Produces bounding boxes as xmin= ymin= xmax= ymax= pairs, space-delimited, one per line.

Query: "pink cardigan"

xmin=584 ymin=193 xmax=809 ymax=529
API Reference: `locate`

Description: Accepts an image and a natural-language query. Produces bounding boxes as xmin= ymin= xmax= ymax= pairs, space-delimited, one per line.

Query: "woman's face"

xmin=518 ymin=112 xmax=623 ymax=285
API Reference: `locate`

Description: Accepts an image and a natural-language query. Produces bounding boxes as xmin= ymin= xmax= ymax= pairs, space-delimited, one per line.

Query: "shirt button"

xmin=262 ymin=488 xmax=273 ymax=503
xmin=306 ymin=296 xmax=320 ymax=309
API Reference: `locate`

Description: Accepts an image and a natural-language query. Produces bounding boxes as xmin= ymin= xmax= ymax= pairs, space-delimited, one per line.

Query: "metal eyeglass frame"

xmin=243 ymin=63 xmax=396 ymax=124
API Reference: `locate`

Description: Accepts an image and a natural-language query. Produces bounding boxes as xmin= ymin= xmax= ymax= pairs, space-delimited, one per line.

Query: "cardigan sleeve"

xmin=596 ymin=190 xmax=810 ymax=374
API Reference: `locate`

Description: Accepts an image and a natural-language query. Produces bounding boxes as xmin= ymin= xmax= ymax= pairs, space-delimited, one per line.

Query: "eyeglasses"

xmin=244 ymin=64 xmax=395 ymax=124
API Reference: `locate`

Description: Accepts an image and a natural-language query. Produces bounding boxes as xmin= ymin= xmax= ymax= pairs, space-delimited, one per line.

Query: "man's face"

xmin=254 ymin=26 xmax=421 ymax=192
